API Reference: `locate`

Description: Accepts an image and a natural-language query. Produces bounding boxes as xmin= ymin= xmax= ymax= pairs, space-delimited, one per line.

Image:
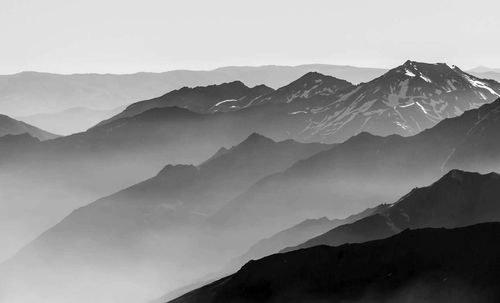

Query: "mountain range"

xmin=161 ymin=169 xmax=500 ymax=302
xmin=283 ymin=169 xmax=500 ymax=252
xmin=3 ymin=60 xmax=500 ymax=303
xmin=205 ymin=95 xmax=500 ymax=240
xmin=0 ymin=114 xmax=58 ymax=140
xmin=8 ymin=62 xmax=497 ymax=137
xmin=0 ymin=134 xmax=329 ymax=303
xmin=170 ymin=222 xmax=500 ymax=303
xmin=0 ymin=65 xmax=385 ymax=117
xmin=166 ymin=169 xmax=500 ymax=303
xmin=16 ymin=106 xmax=125 ymax=135
xmin=99 ymin=61 xmax=500 ymax=143
xmin=5 ymin=91 xmax=500 ymax=302
xmin=227 ymin=204 xmax=388 ymax=271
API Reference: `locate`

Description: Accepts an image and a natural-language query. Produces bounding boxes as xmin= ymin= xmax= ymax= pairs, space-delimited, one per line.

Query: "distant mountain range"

xmin=100 ymin=61 xmax=500 ymax=143
xmin=0 ymin=114 xmax=58 ymax=140
xmin=16 ymin=106 xmax=125 ymax=135
xmin=0 ymin=65 xmax=385 ymax=117
xmin=468 ymin=66 xmax=500 ymax=73
xmin=3 ymin=61 xmax=500 ymax=303
xmin=170 ymin=222 xmax=500 ymax=303
xmin=5 ymin=62 xmax=498 ymax=138
xmin=98 ymin=81 xmax=275 ymax=124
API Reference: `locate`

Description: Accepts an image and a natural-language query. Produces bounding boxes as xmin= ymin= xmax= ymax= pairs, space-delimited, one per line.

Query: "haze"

xmin=1 ymin=0 xmax=500 ymax=74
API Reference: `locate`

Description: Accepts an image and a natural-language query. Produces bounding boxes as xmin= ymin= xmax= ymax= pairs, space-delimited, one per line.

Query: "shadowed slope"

xmin=170 ymin=223 xmax=500 ymax=303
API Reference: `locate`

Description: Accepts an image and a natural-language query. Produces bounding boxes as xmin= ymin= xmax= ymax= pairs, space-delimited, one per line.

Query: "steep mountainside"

xmin=170 ymin=223 xmax=500 ymax=303
xmin=208 ymin=97 xmax=500 ymax=240
xmin=230 ymin=204 xmax=389 ymax=269
xmin=0 ymin=134 xmax=329 ymax=303
xmin=285 ymin=169 xmax=500 ymax=252
xmin=294 ymin=61 xmax=500 ymax=141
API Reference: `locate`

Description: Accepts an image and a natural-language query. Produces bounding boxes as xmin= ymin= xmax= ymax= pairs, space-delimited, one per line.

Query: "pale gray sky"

xmin=1 ymin=0 xmax=499 ymax=74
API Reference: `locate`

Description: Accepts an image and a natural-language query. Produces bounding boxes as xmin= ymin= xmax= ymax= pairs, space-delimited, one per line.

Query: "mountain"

xmin=16 ymin=106 xmax=125 ymax=135
xmin=0 ymin=65 xmax=384 ymax=117
xmin=0 ymin=134 xmax=330 ymax=303
xmin=285 ymin=169 xmax=500 ymax=252
xmin=294 ymin=60 xmax=500 ymax=141
xmin=251 ymin=72 xmax=353 ymax=106
xmin=214 ymin=64 xmax=387 ymax=86
xmin=207 ymin=96 xmax=500 ymax=243
xmin=99 ymin=72 xmax=354 ymax=127
xmin=229 ymin=204 xmax=389 ymax=269
xmin=0 ymin=100 xmax=328 ymax=264
xmin=443 ymin=98 xmax=500 ymax=173
xmin=99 ymin=81 xmax=274 ymax=124
xmin=156 ymin=98 xmax=500 ymax=302
xmin=0 ymin=114 xmax=59 ymax=140
xmin=96 ymin=72 xmax=359 ymax=143
xmin=3 ymin=64 xmax=500 ymax=303
xmin=468 ymin=70 xmax=500 ymax=85
xmin=97 ymin=61 xmax=500 ymax=145
xmin=154 ymin=205 xmax=387 ymax=303
xmin=172 ymin=169 xmax=500 ymax=301
xmin=170 ymin=223 xmax=500 ymax=303
xmin=0 ymin=133 xmax=40 ymax=159
xmin=468 ymin=66 xmax=500 ymax=73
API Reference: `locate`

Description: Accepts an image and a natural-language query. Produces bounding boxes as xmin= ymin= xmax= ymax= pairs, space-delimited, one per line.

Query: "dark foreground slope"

xmin=286 ymin=169 xmax=500 ymax=252
xmin=230 ymin=204 xmax=389 ymax=269
xmin=171 ymin=223 xmax=500 ymax=303
xmin=158 ymin=169 xmax=500 ymax=303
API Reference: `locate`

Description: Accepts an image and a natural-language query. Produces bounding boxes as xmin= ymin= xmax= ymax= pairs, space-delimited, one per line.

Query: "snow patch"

xmin=213 ymin=99 xmax=238 ymax=107
xmin=405 ymin=69 xmax=416 ymax=77
xmin=419 ymin=74 xmax=432 ymax=83
xmin=289 ymin=111 xmax=308 ymax=115
xmin=415 ymin=102 xmax=429 ymax=114
xmin=399 ymin=102 xmax=415 ymax=108
xmin=463 ymin=74 xmax=500 ymax=97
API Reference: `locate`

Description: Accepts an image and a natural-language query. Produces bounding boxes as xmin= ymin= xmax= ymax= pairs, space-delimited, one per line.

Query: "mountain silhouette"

xmin=0 ymin=114 xmax=59 ymax=140
xmin=170 ymin=223 xmax=500 ymax=303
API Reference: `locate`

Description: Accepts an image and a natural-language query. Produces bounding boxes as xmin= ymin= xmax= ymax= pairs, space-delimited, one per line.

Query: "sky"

xmin=1 ymin=0 xmax=500 ymax=74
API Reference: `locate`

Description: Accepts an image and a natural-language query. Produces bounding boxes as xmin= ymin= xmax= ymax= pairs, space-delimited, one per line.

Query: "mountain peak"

xmin=402 ymin=59 xmax=417 ymax=67
xmin=241 ymin=132 xmax=275 ymax=145
xmin=300 ymin=71 xmax=328 ymax=79
xmin=252 ymin=71 xmax=353 ymax=105
xmin=292 ymin=71 xmax=351 ymax=86
xmin=220 ymin=80 xmax=248 ymax=89
xmin=398 ymin=60 xmax=458 ymax=72
xmin=439 ymin=169 xmax=500 ymax=185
